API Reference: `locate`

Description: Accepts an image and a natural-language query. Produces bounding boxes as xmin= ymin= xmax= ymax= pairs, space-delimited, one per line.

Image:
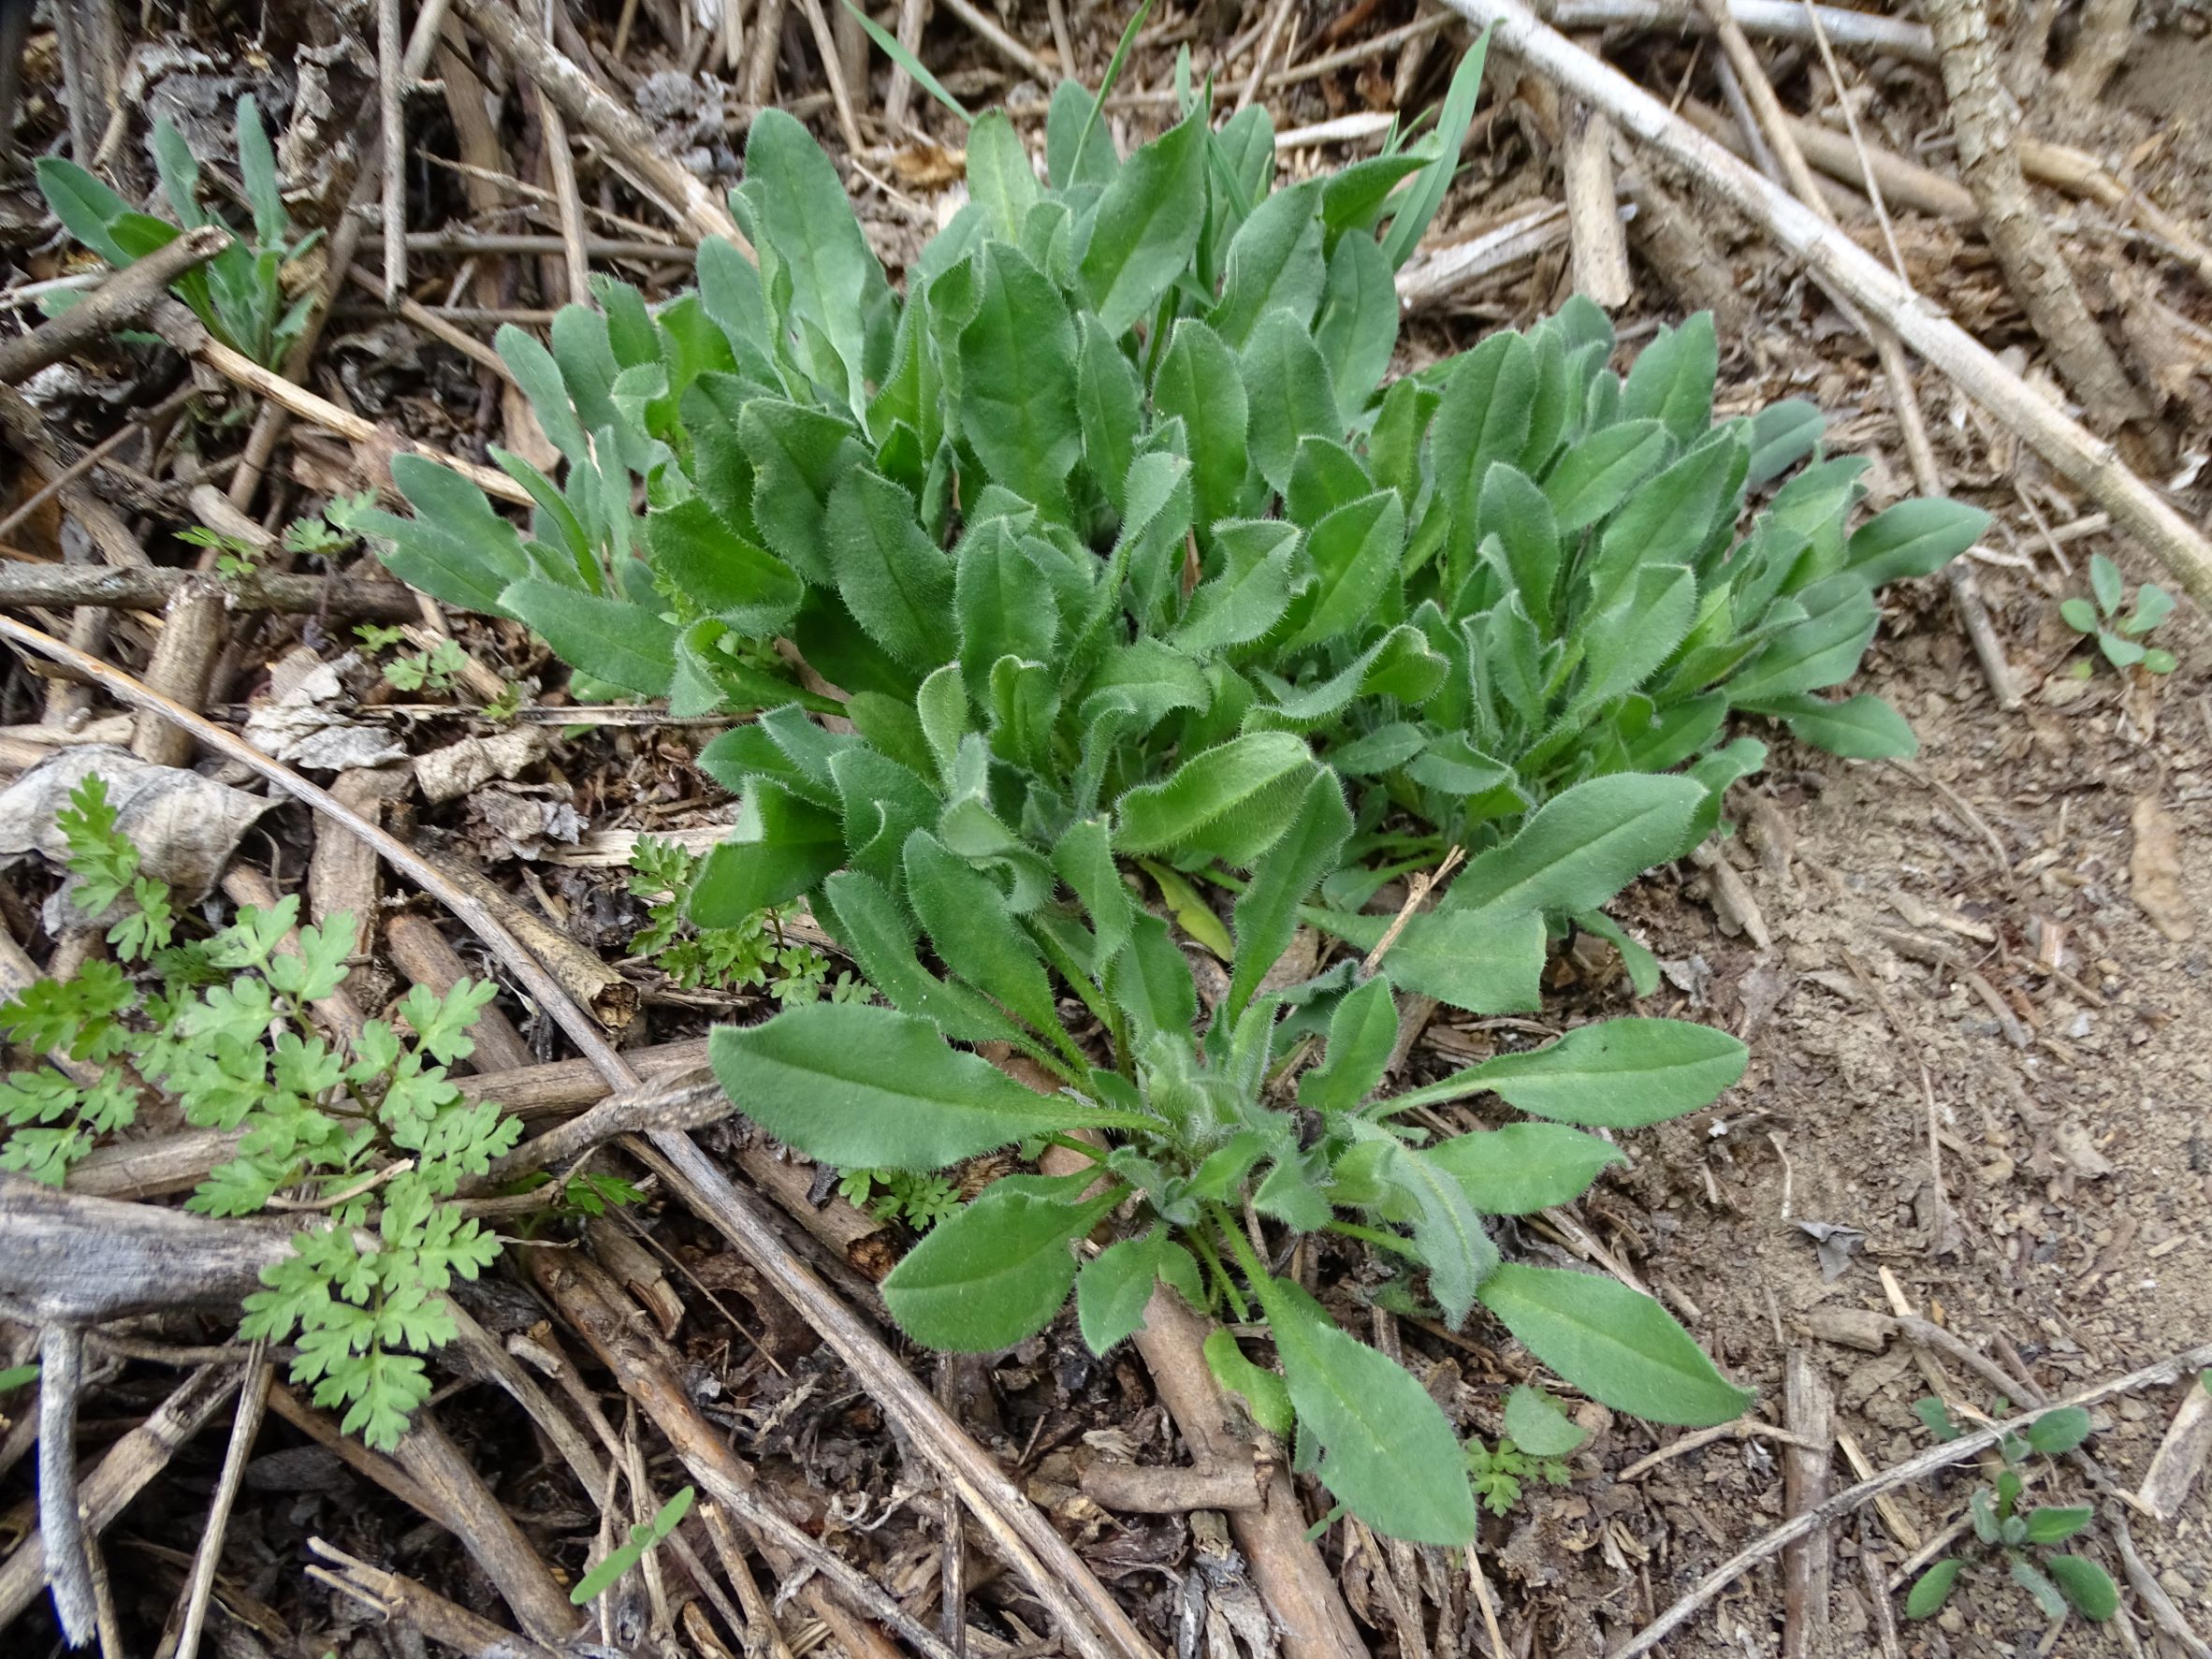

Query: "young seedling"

xmin=2060 ymin=554 xmax=2177 ymax=675
xmin=837 ymin=1168 xmax=964 ymax=1230
xmin=382 ymin=637 xmax=472 ymax=694
xmin=178 ymin=524 xmax=262 ymax=579
xmin=1465 ymin=1385 xmax=1588 ymax=1514
xmin=37 ymin=97 xmax=322 ymax=369
xmin=283 ymin=494 xmax=375 ymax=559
xmin=626 ymin=835 xmax=862 ymax=1003
xmin=0 ymin=775 xmax=523 ymax=1450
xmin=570 ymin=1486 xmax=696 ymax=1606
xmin=1905 ymin=1401 xmax=2117 ymax=1627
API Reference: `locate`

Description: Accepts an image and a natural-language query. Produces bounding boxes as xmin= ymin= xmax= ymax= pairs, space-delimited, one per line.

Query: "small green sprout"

xmin=2061 ymin=554 xmax=2176 ymax=675
xmin=1905 ymin=1402 xmax=2117 ymax=1626
xmin=571 ymin=1487 xmax=695 ymax=1606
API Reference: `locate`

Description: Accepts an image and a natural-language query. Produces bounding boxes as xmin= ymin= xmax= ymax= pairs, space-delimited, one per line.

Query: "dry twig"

xmin=0 ymin=226 xmax=230 ymax=385
xmin=453 ymin=0 xmax=747 ymax=248
xmin=169 ymin=1350 xmax=272 ymax=1659
xmin=0 ymin=615 xmax=1160 ymax=1659
xmin=1921 ymin=0 xmax=2147 ymax=436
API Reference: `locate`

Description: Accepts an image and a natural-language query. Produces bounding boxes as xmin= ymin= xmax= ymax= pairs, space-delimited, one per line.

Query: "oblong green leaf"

xmin=1542 ymin=419 xmax=1669 ymax=533
xmin=820 ymin=870 xmax=1024 ymax=1044
xmin=1079 ymin=105 xmax=1208 ymax=336
xmin=826 ymin=466 xmax=957 ymax=669
xmin=1477 ymin=1261 xmax=1751 ymax=1426
xmin=1464 ymin=1017 xmax=1746 ymax=1127
xmin=1376 ymin=1129 xmax=1497 ymax=1326
xmin=1620 ymin=313 xmax=1716 ymax=443
xmin=690 ymin=782 xmax=845 ymax=924
xmin=646 ymin=496 xmax=804 ymax=636
xmin=2025 ymin=1404 xmax=2092 ymax=1456
xmin=885 ymin=1175 xmax=1121 ymax=1351
xmin=1113 ymin=733 xmax=1314 ymax=858
xmin=1258 ymin=1275 xmax=1477 ymax=1544
xmin=959 ymin=242 xmax=1083 ymax=517
xmin=1845 ymin=498 xmax=1990 ymax=587
xmin=1299 ymin=975 xmax=1398 ymax=1113
xmin=1905 ymin=1558 xmax=1962 ymax=1619
xmin=1504 ymin=1384 xmax=1588 ymax=1457
xmin=36 ymin=158 xmax=134 ymax=266
xmin=1374 ymin=909 xmax=1548 ymax=1015
xmin=1422 ymin=1123 xmax=1624 ymax=1214
xmin=966 ymin=113 xmax=1038 ymax=240
xmin=1153 ymin=317 xmax=1250 ymax=530
xmin=708 ymin=1004 xmax=1147 ymax=1171
xmin=1076 ymin=1231 xmax=1169 ymax=1355
xmin=903 ymin=830 xmax=1064 ymax=1041
xmin=1228 ymin=768 xmax=1352 ymax=1018
xmin=500 ymin=578 xmax=676 ymax=696
xmin=1445 ymin=773 xmax=1703 ymax=921
xmin=2045 ymin=1554 xmax=2117 ymax=1621
xmin=1741 ymin=691 xmax=1917 ymax=759
xmin=2025 ymin=1505 xmax=2094 ymax=1545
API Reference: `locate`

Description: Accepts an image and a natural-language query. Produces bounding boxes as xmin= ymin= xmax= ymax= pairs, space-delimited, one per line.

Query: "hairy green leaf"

xmin=1477 ymin=1262 xmax=1751 ymax=1425
xmin=1258 ymin=1275 xmax=1477 ymax=1544
xmin=709 ymin=1005 xmax=1146 ymax=1171
xmin=1080 ymin=106 xmax=1208 ymax=336
xmin=1422 ymin=1123 xmax=1624 ymax=1214
xmin=886 ymin=1174 xmax=1122 ymax=1350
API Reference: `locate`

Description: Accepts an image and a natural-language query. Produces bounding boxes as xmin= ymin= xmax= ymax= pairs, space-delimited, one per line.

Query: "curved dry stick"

xmin=1435 ymin=0 xmax=2212 ymax=610
xmin=0 ymin=614 xmax=1159 ymax=1659
xmin=1609 ymin=1339 xmax=2212 ymax=1658
xmin=0 ymin=226 xmax=231 ymax=386
xmin=1921 ymin=0 xmax=2147 ymax=434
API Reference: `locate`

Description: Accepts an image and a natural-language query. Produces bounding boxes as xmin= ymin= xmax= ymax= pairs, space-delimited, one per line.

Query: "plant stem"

xmin=1189 ymin=1222 xmax=1249 ymax=1324
xmin=1040 ymin=1132 xmax=1106 ymax=1165
xmin=1210 ymin=1201 xmax=1272 ymax=1288
xmin=1322 ymin=1218 xmax=1423 ymax=1261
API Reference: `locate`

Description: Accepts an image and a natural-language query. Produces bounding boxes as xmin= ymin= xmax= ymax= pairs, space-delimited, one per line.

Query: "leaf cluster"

xmin=363 ymin=56 xmax=1983 ymax=864
xmin=707 ymin=754 xmax=1754 ymax=1545
xmin=342 ymin=57 xmax=1994 ymax=1550
xmin=627 ymin=834 xmax=859 ymax=1002
xmin=0 ymin=777 xmax=522 ymax=1450
xmin=1906 ymin=1402 xmax=2117 ymax=1626
xmin=37 ymin=96 xmax=321 ymax=369
xmin=2059 ymin=553 xmax=2176 ymax=675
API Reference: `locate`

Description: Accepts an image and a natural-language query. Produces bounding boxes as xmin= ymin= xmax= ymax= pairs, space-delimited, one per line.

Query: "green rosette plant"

xmin=360 ymin=53 xmax=1984 ymax=887
xmin=342 ymin=44 xmax=2002 ymax=1544
xmin=706 ymin=757 xmax=1754 ymax=1546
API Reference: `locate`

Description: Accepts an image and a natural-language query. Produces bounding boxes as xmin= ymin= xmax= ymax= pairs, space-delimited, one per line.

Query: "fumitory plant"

xmin=707 ymin=756 xmax=1754 ymax=1546
xmin=0 ymin=776 xmax=522 ymax=1449
xmin=37 ymin=96 xmax=321 ymax=370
